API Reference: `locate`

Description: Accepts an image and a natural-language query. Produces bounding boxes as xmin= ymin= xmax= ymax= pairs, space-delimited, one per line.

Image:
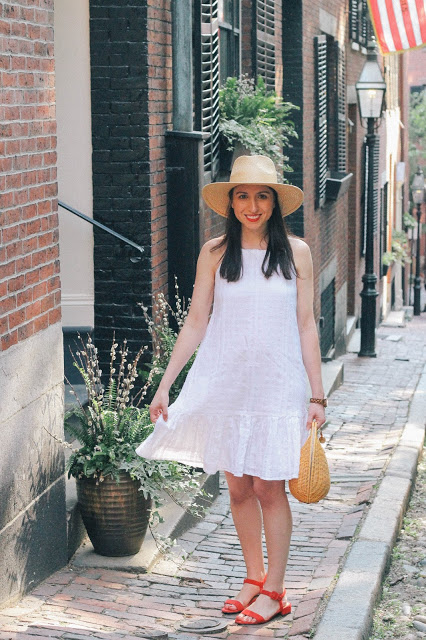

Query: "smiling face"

xmin=231 ymin=184 xmax=275 ymax=236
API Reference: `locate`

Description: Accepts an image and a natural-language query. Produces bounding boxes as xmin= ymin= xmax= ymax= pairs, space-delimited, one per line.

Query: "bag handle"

xmin=311 ymin=418 xmax=325 ymax=443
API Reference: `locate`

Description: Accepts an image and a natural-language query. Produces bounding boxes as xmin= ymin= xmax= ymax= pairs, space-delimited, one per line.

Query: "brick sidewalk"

xmin=1 ymin=315 xmax=425 ymax=640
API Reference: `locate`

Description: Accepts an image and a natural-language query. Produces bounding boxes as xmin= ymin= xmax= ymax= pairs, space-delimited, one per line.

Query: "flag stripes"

xmin=368 ymin=0 xmax=426 ymax=53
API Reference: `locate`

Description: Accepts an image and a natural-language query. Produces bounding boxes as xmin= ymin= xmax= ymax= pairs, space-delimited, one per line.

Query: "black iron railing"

xmin=58 ymin=200 xmax=145 ymax=262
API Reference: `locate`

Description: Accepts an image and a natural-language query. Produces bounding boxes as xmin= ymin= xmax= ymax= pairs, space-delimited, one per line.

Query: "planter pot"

xmin=219 ymin=138 xmax=251 ymax=174
xmin=232 ymin=141 xmax=251 ymax=164
xmin=76 ymin=471 xmax=151 ymax=557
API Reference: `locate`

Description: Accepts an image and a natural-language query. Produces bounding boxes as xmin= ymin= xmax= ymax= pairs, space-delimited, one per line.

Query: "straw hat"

xmin=202 ymin=155 xmax=304 ymax=217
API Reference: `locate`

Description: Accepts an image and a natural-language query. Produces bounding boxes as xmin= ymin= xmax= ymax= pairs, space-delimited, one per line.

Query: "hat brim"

xmin=202 ymin=182 xmax=304 ymax=217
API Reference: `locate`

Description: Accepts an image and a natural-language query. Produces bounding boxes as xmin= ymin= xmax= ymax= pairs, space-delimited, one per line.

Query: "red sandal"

xmin=235 ymin=588 xmax=292 ymax=624
xmin=222 ymin=577 xmax=266 ymax=614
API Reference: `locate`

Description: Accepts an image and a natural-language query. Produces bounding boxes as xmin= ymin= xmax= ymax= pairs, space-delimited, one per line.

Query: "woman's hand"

xmin=307 ymin=403 xmax=326 ymax=429
xmin=149 ymin=387 xmax=169 ymax=424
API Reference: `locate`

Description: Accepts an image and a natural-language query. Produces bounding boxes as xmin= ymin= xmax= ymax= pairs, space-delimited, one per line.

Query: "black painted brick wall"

xmin=89 ymin=1 xmax=152 ymax=376
xmin=281 ymin=0 xmax=304 ymax=239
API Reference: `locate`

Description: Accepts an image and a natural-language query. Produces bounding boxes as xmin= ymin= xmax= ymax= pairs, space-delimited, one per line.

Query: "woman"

xmin=136 ymin=155 xmax=326 ymax=625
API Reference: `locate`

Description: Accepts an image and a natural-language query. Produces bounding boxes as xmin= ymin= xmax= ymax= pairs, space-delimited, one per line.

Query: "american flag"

xmin=368 ymin=0 xmax=426 ymax=54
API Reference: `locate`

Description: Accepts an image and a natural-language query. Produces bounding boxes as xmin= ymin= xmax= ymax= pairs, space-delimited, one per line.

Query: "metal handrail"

xmin=58 ymin=200 xmax=145 ymax=260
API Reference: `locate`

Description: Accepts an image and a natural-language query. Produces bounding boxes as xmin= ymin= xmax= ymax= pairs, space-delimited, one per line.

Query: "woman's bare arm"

xmin=150 ymin=239 xmax=221 ymax=422
xmin=293 ymin=239 xmax=326 ymax=426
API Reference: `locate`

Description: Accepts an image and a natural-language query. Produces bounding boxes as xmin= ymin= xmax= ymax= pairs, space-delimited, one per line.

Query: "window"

xmin=350 ymin=0 xmax=374 ymax=48
xmin=219 ymin=0 xmax=240 ymax=83
xmin=314 ymin=35 xmax=347 ymax=208
xmin=255 ymin=0 xmax=276 ymax=92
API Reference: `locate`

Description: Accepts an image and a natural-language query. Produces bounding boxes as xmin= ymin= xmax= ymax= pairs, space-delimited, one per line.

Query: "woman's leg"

xmin=237 ymin=478 xmax=292 ymax=623
xmin=223 ymin=472 xmax=266 ymax=610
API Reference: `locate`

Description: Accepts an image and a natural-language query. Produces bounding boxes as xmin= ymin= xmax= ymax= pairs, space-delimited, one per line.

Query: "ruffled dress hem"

xmin=135 ymin=407 xmax=309 ymax=482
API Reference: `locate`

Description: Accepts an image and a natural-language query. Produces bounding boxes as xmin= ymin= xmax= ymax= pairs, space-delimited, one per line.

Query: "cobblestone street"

xmin=1 ymin=315 xmax=425 ymax=640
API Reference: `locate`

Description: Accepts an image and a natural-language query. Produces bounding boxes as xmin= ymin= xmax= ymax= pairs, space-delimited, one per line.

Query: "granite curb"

xmin=313 ymin=362 xmax=426 ymax=640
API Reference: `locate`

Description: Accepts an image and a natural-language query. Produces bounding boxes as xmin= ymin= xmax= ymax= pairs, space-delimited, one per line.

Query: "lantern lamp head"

xmin=411 ymin=166 xmax=425 ymax=205
xmin=356 ymin=40 xmax=386 ymax=120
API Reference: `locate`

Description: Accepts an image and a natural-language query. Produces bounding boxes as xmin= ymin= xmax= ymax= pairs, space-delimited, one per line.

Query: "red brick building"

xmin=53 ymin=0 xmax=408 ymax=380
xmin=0 ymin=0 xmax=67 ymax=606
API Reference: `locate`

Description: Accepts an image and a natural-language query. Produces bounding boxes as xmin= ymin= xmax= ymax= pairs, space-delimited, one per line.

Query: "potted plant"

xmin=51 ymin=284 xmax=208 ymax=558
xmin=218 ymin=75 xmax=299 ymax=177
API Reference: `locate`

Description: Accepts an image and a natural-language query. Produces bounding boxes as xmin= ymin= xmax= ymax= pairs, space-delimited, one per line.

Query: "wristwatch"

xmin=310 ymin=397 xmax=328 ymax=408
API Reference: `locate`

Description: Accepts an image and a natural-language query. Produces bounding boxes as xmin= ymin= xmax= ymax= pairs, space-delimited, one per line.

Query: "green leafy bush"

xmin=219 ymin=75 xmax=299 ymax=176
xmin=382 ymin=229 xmax=411 ymax=267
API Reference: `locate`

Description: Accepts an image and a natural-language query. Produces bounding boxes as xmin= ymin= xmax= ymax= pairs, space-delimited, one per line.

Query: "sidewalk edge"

xmin=313 ymin=364 xmax=426 ymax=640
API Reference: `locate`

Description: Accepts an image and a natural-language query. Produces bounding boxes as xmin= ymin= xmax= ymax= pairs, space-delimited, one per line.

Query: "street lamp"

xmin=410 ymin=166 xmax=425 ymax=316
xmin=356 ymin=40 xmax=386 ymax=357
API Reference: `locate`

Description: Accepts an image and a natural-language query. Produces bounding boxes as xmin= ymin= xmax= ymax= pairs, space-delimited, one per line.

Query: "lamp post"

xmin=411 ymin=166 xmax=425 ymax=316
xmin=356 ymin=40 xmax=386 ymax=357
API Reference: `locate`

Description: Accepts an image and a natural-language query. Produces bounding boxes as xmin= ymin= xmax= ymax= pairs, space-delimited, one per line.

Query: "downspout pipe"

xmin=172 ymin=0 xmax=193 ymax=132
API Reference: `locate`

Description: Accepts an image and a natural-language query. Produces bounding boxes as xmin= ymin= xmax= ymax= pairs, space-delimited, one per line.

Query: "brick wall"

xmin=407 ymin=47 xmax=426 ymax=88
xmin=0 ymin=0 xmax=60 ymax=352
xmin=0 ymin=0 xmax=66 ymax=606
xmin=280 ymin=0 xmax=389 ymax=344
xmin=147 ymin=0 xmax=172 ymax=300
xmin=201 ymin=201 xmax=227 ymax=246
xmin=89 ymin=0 xmax=152 ymax=372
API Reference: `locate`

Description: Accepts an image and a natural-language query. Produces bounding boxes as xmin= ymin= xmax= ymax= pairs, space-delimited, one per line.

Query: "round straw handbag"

xmin=289 ymin=419 xmax=330 ymax=504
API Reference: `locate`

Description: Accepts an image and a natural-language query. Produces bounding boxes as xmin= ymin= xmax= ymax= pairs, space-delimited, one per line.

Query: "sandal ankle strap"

xmin=244 ymin=578 xmax=264 ymax=588
xmin=260 ymin=588 xmax=286 ymax=601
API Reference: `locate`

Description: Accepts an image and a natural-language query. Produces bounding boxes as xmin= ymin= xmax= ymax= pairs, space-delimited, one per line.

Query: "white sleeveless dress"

xmin=135 ymin=248 xmax=309 ymax=481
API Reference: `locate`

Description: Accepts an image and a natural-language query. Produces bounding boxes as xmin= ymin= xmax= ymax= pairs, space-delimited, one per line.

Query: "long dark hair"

xmin=210 ymin=187 xmax=299 ymax=282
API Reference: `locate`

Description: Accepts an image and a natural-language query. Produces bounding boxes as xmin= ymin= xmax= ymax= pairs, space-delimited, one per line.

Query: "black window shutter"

xmin=361 ymin=0 xmax=368 ymax=46
xmin=350 ymin=0 xmax=359 ymax=42
xmin=336 ymin=42 xmax=346 ymax=173
xmin=255 ymin=0 xmax=276 ymax=93
xmin=361 ymin=137 xmax=380 ymax=252
xmin=380 ymin=182 xmax=388 ymax=276
xmin=361 ymin=139 xmax=368 ymax=256
xmin=201 ymin=0 xmax=220 ymax=178
xmin=350 ymin=0 xmax=373 ymax=45
xmin=372 ymin=139 xmax=380 ymax=233
xmin=315 ymin=35 xmax=328 ymax=209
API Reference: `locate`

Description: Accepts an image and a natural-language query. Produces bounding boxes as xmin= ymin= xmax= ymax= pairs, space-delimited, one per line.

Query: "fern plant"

xmin=47 ymin=305 xmax=210 ymax=532
xmin=219 ymin=75 xmax=299 ymax=176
